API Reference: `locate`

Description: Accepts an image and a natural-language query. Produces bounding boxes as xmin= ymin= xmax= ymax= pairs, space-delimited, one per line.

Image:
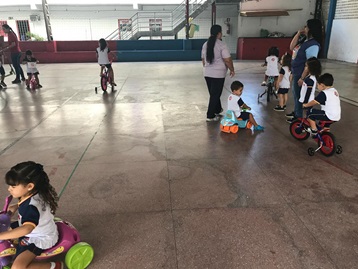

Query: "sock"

xmin=50 ymin=262 xmax=56 ymax=269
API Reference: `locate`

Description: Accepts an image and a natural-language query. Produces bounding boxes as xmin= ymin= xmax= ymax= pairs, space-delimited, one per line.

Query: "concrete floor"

xmin=0 ymin=60 xmax=357 ymax=269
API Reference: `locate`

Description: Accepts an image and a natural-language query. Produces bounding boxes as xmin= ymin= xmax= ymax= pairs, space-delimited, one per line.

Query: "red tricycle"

xmin=0 ymin=196 xmax=94 ymax=269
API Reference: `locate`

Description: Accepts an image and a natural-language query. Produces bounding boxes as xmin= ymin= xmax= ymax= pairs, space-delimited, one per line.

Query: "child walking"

xmin=0 ymin=54 xmax=6 ymax=89
xmin=96 ymin=38 xmax=116 ymax=86
xmin=23 ymin=50 xmax=42 ymax=89
xmin=287 ymin=57 xmax=321 ymax=123
xmin=274 ymin=53 xmax=292 ymax=111
xmin=0 ymin=161 xmax=63 ymax=269
xmin=261 ymin=46 xmax=280 ymax=86
xmin=303 ymin=73 xmax=341 ymax=136
xmin=228 ymin=81 xmax=264 ymax=131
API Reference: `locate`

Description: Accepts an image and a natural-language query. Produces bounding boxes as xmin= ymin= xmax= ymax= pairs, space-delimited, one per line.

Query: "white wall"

xmin=328 ymin=19 xmax=358 ymax=63
xmin=238 ymin=0 xmax=316 ymax=37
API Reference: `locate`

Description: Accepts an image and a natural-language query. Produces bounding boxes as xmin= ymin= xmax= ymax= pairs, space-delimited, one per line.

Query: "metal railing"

xmin=105 ymin=0 xmax=211 ymax=40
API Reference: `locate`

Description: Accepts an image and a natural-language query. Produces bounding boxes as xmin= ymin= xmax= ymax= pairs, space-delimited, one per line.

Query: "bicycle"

xmin=258 ymin=76 xmax=277 ymax=103
xmin=289 ymin=116 xmax=342 ymax=157
xmin=25 ymin=62 xmax=39 ymax=90
xmin=95 ymin=64 xmax=115 ymax=93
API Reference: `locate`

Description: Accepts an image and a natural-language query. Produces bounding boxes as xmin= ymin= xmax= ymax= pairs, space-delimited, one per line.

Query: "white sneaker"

xmin=261 ymin=81 xmax=266 ymax=86
xmin=206 ymin=116 xmax=220 ymax=122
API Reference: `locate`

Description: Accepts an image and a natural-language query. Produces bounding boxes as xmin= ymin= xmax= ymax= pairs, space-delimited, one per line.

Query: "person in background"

xmin=274 ymin=53 xmax=292 ymax=112
xmin=202 ymin=24 xmax=235 ymax=122
xmin=286 ymin=19 xmax=322 ymax=122
xmin=1 ymin=24 xmax=25 ymax=84
xmin=96 ymin=38 xmax=116 ymax=87
xmin=261 ymin=46 xmax=279 ymax=86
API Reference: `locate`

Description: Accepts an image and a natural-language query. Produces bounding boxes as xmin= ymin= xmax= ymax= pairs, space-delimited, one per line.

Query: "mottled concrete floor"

xmin=0 ymin=60 xmax=357 ymax=269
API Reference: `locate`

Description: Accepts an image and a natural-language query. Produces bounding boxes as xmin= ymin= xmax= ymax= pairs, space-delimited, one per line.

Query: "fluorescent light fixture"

xmin=133 ymin=3 xmax=138 ymax=9
xmin=30 ymin=3 xmax=37 ymax=9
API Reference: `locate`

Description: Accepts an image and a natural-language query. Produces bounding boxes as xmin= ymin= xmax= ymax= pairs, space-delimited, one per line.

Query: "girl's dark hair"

xmin=2 ymin=24 xmax=16 ymax=37
xmin=307 ymin=19 xmax=323 ymax=45
xmin=231 ymin=80 xmax=244 ymax=91
xmin=5 ymin=161 xmax=59 ymax=214
xmin=306 ymin=57 xmax=322 ymax=77
xmin=206 ymin=24 xmax=222 ymax=64
xmin=268 ymin=46 xmax=279 ymax=57
xmin=317 ymin=73 xmax=334 ymax=86
xmin=99 ymin=38 xmax=107 ymax=51
xmin=281 ymin=53 xmax=292 ymax=69
xmin=25 ymin=49 xmax=32 ymax=56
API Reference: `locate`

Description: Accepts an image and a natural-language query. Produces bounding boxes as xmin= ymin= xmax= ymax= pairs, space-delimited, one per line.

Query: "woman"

xmin=202 ymin=24 xmax=235 ymax=121
xmin=286 ymin=19 xmax=322 ymax=122
xmin=2 ymin=24 xmax=25 ymax=84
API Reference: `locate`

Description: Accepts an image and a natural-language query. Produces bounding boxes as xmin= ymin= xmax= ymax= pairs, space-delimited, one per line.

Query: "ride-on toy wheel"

xmin=220 ymin=124 xmax=230 ymax=133
xmin=230 ymin=125 xmax=239 ymax=133
xmin=100 ymin=75 xmax=107 ymax=91
xmin=246 ymin=122 xmax=253 ymax=129
xmin=308 ymin=147 xmax=315 ymax=156
xmin=319 ymin=132 xmax=336 ymax=157
xmin=65 ymin=242 xmax=94 ymax=269
xmin=289 ymin=120 xmax=310 ymax=140
xmin=336 ymin=145 xmax=343 ymax=154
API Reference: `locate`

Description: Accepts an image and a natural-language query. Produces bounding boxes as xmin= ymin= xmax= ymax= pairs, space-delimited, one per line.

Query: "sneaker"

xmin=261 ymin=81 xmax=266 ymax=86
xmin=37 ymin=84 xmax=43 ymax=88
xmin=273 ymin=105 xmax=284 ymax=112
xmin=286 ymin=117 xmax=297 ymax=123
xmin=285 ymin=111 xmax=295 ymax=118
xmin=206 ymin=116 xmax=220 ymax=122
xmin=54 ymin=261 xmax=64 ymax=269
xmin=12 ymin=79 xmax=21 ymax=84
xmin=283 ymin=105 xmax=286 ymax=110
xmin=307 ymin=128 xmax=318 ymax=136
xmin=0 ymin=81 xmax=6 ymax=87
xmin=215 ymin=109 xmax=223 ymax=116
xmin=111 ymin=82 xmax=117 ymax=86
xmin=0 ymin=85 xmax=2 ymax=89
xmin=21 ymin=77 xmax=26 ymax=82
xmin=254 ymin=125 xmax=264 ymax=131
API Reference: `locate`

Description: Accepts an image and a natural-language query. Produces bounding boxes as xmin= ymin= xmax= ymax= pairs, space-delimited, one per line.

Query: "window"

xmin=16 ymin=20 xmax=30 ymax=41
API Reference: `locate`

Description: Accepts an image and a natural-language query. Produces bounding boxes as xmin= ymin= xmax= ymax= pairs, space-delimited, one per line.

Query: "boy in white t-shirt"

xmin=303 ymin=73 xmax=341 ymax=136
xmin=227 ymin=81 xmax=264 ymax=131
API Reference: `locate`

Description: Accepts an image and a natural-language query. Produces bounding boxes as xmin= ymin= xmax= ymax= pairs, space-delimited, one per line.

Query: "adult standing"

xmin=286 ymin=19 xmax=322 ymax=123
xmin=1 ymin=24 xmax=25 ymax=84
xmin=202 ymin=24 xmax=235 ymax=121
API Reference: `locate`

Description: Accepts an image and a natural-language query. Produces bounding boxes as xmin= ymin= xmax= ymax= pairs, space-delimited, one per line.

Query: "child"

xmin=23 ymin=50 xmax=42 ymax=89
xmin=287 ymin=57 xmax=321 ymax=123
xmin=261 ymin=46 xmax=279 ymax=86
xmin=274 ymin=53 xmax=292 ymax=111
xmin=303 ymin=73 xmax=341 ymax=135
xmin=96 ymin=38 xmax=116 ymax=86
xmin=0 ymin=161 xmax=63 ymax=269
xmin=228 ymin=80 xmax=264 ymax=131
xmin=0 ymin=53 xmax=6 ymax=89
xmin=298 ymin=57 xmax=321 ymax=111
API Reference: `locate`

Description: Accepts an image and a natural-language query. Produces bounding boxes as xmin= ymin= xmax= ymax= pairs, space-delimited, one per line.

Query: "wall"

xmin=328 ymin=19 xmax=358 ymax=63
xmin=238 ymin=0 xmax=315 ymax=38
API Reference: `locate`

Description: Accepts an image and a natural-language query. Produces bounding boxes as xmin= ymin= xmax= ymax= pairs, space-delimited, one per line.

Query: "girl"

xmin=261 ymin=46 xmax=279 ymax=86
xmin=96 ymin=38 xmax=116 ymax=86
xmin=298 ymin=57 xmax=321 ymax=112
xmin=1 ymin=24 xmax=25 ymax=84
xmin=23 ymin=50 xmax=42 ymax=89
xmin=0 ymin=161 xmax=63 ymax=269
xmin=274 ymin=53 xmax=292 ymax=111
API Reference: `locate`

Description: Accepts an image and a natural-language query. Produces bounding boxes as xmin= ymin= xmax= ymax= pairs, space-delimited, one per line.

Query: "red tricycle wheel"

xmin=100 ymin=75 xmax=107 ymax=91
xmin=319 ymin=132 xmax=336 ymax=157
xmin=289 ymin=120 xmax=310 ymax=140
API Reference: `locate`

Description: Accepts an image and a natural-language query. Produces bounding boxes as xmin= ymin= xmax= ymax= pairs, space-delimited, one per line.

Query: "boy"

xmin=228 ymin=80 xmax=264 ymax=131
xmin=303 ymin=73 xmax=341 ymax=135
xmin=22 ymin=49 xmax=42 ymax=89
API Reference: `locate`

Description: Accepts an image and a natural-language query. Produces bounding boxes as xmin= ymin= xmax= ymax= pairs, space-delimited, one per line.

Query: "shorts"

xmin=27 ymin=72 xmax=39 ymax=76
xmin=15 ymin=237 xmax=44 ymax=257
xmin=277 ymin=88 xmax=289 ymax=94
xmin=100 ymin=64 xmax=112 ymax=69
xmin=238 ymin=111 xmax=251 ymax=121
xmin=307 ymin=108 xmax=330 ymax=121
xmin=0 ymin=66 xmax=5 ymax=76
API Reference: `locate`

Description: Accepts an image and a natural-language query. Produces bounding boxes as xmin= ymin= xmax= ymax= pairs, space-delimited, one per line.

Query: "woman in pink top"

xmin=202 ymin=24 xmax=235 ymax=121
xmin=1 ymin=24 xmax=25 ymax=84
